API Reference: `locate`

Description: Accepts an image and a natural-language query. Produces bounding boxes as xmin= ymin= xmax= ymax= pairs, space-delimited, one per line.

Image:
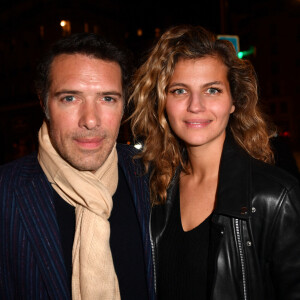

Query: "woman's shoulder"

xmin=251 ymin=158 xmax=299 ymax=192
xmin=250 ymin=158 xmax=300 ymax=219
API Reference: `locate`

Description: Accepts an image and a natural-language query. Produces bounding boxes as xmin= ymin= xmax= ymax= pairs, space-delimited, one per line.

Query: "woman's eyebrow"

xmin=202 ymin=81 xmax=223 ymax=88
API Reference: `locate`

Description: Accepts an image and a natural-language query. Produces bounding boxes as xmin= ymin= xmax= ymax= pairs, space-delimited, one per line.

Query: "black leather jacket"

xmin=150 ymin=135 xmax=300 ymax=299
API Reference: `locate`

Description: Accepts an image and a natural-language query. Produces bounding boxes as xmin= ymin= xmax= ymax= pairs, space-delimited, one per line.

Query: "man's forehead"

xmin=49 ymin=53 xmax=123 ymax=89
xmin=52 ymin=52 xmax=119 ymax=66
xmin=50 ymin=53 xmax=121 ymax=75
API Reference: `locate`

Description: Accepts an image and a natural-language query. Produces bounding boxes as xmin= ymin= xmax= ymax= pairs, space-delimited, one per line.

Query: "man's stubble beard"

xmin=48 ymin=125 xmax=118 ymax=172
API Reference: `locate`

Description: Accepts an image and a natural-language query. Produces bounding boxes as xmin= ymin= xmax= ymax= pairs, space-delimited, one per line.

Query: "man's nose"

xmin=78 ymin=101 xmax=100 ymax=129
xmin=187 ymin=93 xmax=206 ymax=113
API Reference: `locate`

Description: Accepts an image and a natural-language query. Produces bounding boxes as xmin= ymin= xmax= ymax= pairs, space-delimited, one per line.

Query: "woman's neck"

xmin=184 ymin=135 xmax=225 ymax=181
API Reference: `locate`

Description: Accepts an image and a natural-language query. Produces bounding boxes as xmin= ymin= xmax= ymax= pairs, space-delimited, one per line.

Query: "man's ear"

xmin=38 ymin=95 xmax=46 ymax=113
xmin=38 ymin=95 xmax=49 ymax=120
xmin=37 ymin=95 xmax=44 ymax=109
xmin=38 ymin=95 xmax=43 ymax=108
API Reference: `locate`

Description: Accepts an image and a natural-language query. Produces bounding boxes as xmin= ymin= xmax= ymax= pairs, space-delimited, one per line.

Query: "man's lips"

xmin=184 ymin=119 xmax=212 ymax=128
xmin=74 ymin=137 xmax=103 ymax=149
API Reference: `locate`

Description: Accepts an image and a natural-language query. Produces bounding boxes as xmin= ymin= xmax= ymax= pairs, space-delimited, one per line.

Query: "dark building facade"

xmin=0 ymin=0 xmax=299 ymax=164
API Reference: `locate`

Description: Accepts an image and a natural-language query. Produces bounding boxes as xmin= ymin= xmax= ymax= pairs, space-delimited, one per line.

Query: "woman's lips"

xmin=184 ymin=119 xmax=212 ymax=128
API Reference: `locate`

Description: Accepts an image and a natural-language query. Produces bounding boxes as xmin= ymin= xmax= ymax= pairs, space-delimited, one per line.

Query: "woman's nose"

xmin=187 ymin=94 xmax=206 ymax=113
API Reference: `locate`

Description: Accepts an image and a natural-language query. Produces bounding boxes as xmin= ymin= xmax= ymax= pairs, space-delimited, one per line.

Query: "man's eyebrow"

xmin=54 ymin=90 xmax=82 ymax=97
xmin=101 ymin=91 xmax=122 ymax=97
xmin=53 ymin=90 xmax=122 ymax=98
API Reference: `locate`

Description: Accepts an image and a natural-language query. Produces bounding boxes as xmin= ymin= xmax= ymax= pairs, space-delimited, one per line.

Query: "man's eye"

xmin=170 ymin=88 xmax=187 ymax=95
xmin=63 ymin=95 xmax=76 ymax=102
xmin=103 ymin=96 xmax=115 ymax=102
xmin=207 ymin=88 xmax=221 ymax=95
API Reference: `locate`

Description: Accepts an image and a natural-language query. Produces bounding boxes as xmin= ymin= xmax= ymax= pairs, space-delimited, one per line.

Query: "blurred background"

xmin=0 ymin=0 xmax=299 ymax=177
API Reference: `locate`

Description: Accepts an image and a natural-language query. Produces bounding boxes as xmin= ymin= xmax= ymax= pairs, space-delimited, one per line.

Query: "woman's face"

xmin=165 ymin=56 xmax=235 ymax=149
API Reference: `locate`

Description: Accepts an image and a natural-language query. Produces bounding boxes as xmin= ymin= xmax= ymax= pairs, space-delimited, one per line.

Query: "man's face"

xmin=47 ymin=53 xmax=124 ymax=172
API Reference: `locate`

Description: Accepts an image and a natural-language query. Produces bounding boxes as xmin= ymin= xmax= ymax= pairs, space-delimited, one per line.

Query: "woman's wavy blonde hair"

xmin=129 ymin=25 xmax=275 ymax=204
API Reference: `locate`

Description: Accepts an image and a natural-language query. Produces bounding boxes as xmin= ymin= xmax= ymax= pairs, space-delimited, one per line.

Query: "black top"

xmin=54 ymin=164 xmax=148 ymax=300
xmin=157 ymin=186 xmax=211 ymax=300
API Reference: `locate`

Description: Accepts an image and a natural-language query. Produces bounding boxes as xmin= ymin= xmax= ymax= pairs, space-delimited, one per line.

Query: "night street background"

xmin=0 ymin=0 xmax=299 ymax=177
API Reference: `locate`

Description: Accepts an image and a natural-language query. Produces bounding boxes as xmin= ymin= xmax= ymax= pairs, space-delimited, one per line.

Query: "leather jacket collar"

xmin=215 ymin=133 xmax=251 ymax=219
xmin=151 ymin=133 xmax=252 ymax=247
xmin=167 ymin=133 xmax=252 ymax=219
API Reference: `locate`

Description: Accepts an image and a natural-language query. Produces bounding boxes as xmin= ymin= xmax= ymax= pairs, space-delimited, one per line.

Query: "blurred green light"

xmin=237 ymin=46 xmax=255 ymax=59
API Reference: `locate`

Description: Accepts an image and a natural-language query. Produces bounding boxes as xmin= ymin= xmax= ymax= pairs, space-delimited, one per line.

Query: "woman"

xmin=130 ymin=25 xmax=300 ymax=299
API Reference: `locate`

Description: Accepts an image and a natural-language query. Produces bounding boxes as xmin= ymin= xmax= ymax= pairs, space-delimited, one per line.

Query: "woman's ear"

xmin=230 ymin=104 xmax=235 ymax=114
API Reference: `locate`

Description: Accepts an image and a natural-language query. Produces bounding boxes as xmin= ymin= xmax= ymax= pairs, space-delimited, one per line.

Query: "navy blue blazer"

xmin=0 ymin=144 xmax=155 ymax=300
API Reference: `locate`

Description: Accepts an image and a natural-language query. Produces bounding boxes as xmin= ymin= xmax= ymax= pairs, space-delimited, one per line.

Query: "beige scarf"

xmin=38 ymin=121 xmax=120 ymax=300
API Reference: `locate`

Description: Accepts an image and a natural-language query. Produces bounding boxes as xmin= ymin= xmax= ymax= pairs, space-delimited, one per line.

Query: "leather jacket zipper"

xmin=150 ymin=214 xmax=248 ymax=298
xmin=149 ymin=207 xmax=157 ymax=292
xmin=234 ymin=218 xmax=248 ymax=300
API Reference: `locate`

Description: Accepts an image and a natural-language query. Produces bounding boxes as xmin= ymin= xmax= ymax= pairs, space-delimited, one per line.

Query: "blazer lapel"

xmin=15 ymin=158 xmax=70 ymax=299
xmin=117 ymin=144 xmax=155 ymax=300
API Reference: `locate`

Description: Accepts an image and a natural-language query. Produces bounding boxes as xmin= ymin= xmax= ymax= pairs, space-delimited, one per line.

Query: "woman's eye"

xmin=63 ymin=95 xmax=76 ymax=102
xmin=207 ymin=88 xmax=220 ymax=95
xmin=171 ymin=88 xmax=187 ymax=95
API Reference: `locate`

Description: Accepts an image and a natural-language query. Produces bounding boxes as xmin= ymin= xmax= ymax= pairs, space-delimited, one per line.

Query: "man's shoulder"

xmin=117 ymin=143 xmax=140 ymax=167
xmin=0 ymin=152 xmax=41 ymax=184
xmin=117 ymin=143 xmax=139 ymax=157
xmin=116 ymin=143 xmax=147 ymax=178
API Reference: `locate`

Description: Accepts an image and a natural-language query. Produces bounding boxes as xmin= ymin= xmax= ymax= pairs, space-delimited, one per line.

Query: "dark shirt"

xmin=157 ymin=186 xmax=210 ymax=300
xmin=54 ymin=164 xmax=148 ymax=300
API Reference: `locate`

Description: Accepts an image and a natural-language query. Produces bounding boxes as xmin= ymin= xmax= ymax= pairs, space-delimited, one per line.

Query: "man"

xmin=0 ymin=33 xmax=154 ymax=300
